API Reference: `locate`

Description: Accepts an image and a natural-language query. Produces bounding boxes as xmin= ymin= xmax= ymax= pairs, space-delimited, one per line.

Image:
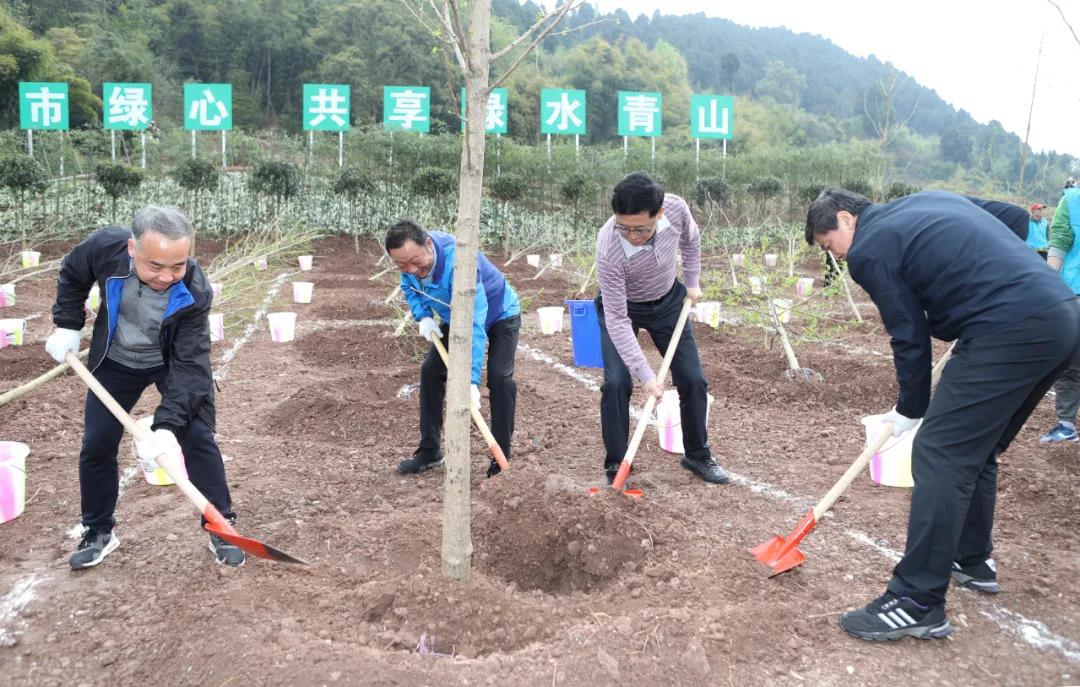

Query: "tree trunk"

xmin=442 ymin=0 xmax=492 ymax=583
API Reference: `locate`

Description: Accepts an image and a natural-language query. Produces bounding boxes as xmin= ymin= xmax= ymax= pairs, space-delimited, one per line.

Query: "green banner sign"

xmin=690 ymin=95 xmax=733 ymax=140
xmin=19 ymin=82 xmax=69 ymax=130
xmin=303 ymin=84 xmax=350 ymax=132
xmin=618 ymin=91 xmax=662 ymax=137
xmin=383 ymin=86 xmax=430 ymax=132
xmin=103 ymin=83 xmax=152 ymax=131
xmin=460 ymin=87 xmax=508 ymax=134
xmin=540 ymin=88 xmax=586 ymax=135
xmin=184 ymin=84 xmax=232 ymax=131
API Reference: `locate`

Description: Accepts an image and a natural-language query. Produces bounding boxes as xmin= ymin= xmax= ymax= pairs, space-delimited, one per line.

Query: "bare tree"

xmin=863 ymin=70 xmax=920 ymax=187
xmin=1018 ymin=34 xmax=1044 ymax=196
xmin=398 ymin=0 xmax=583 ymax=582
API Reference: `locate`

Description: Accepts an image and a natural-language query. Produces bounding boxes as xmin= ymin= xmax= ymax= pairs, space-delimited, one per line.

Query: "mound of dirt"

xmin=294 ymin=328 xmax=419 ymax=369
xmin=0 ymin=345 xmax=56 ymax=383
xmin=473 ymin=464 xmax=665 ymax=594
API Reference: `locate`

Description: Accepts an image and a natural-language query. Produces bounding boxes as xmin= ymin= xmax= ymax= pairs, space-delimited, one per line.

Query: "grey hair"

xmin=131 ymin=206 xmax=194 ymax=241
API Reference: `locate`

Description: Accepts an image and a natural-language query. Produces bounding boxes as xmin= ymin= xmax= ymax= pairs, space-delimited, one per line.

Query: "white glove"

xmin=418 ymin=317 xmax=439 ymax=341
xmin=470 ymin=384 xmax=481 ymax=406
xmin=135 ymin=428 xmax=180 ymax=465
xmin=45 ymin=328 xmax=81 ymax=363
xmin=881 ymin=408 xmax=920 ymax=437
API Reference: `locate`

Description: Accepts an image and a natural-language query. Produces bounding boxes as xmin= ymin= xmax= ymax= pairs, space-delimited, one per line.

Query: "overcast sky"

xmin=565 ymin=0 xmax=1079 ymax=157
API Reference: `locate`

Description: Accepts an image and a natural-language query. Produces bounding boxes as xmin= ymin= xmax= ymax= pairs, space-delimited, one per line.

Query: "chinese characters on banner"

xmin=383 ymin=86 xmax=430 ymax=132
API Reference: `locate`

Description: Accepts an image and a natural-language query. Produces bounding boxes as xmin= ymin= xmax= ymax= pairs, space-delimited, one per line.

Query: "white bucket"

xmin=0 ymin=319 xmax=26 ymax=347
xmin=85 ymin=284 xmax=101 ymax=312
xmin=292 ymin=281 xmax=314 ymax=304
xmin=695 ymin=301 xmax=721 ymax=328
xmin=549 ymin=254 xmax=563 ymax=268
xmin=796 ymin=277 xmax=815 ymax=297
xmin=526 ymin=254 xmax=541 ymax=268
xmin=655 ymin=389 xmax=714 ymax=454
xmin=537 ymin=306 xmax=564 ymax=334
xmin=209 ymin=313 xmax=224 ymax=342
xmin=254 ymin=255 xmax=268 ymax=271
xmin=0 ymin=283 xmax=14 ymax=308
xmin=861 ymin=414 xmax=918 ymax=488
xmin=773 ymin=298 xmax=792 ymax=324
xmin=267 ymin=312 xmax=297 ymax=342
xmin=134 ymin=418 xmax=187 ymax=486
xmin=731 ymin=253 xmax=745 ymax=267
xmin=749 ymin=276 xmax=762 ymax=295
xmin=298 ymin=255 xmax=314 ymax=271
xmin=211 ymin=282 xmax=223 ymax=299
xmin=21 ymin=251 xmax=41 ymax=268
xmin=0 ymin=441 xmax=29 ymax=524
xmin=764 ymin=253 xmax=778 ymax=268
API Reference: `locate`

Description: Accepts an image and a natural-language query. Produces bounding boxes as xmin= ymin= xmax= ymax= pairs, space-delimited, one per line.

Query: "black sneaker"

xmin=952 ymin=558 xmax=999 ymax=593
xmin=839 ymin=592 xmax=953 ymax=641
xmin=680 ymin=456 xmax=732 ymax=484
xmin=485 ymin=459 xmax=504 ymax=478
xmin=208 ymin=533 xmax=246 ymax=567
xmin=69 ymin=528 xmax=120 ymax=570
xmin=604 ymin=464 xmax=628 ymax=485
xmin=397 ymin=450 xmax=444 ymax=474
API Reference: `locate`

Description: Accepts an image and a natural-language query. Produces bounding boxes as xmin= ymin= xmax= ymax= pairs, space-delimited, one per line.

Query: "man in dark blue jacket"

xmin=805 ymin=188 xmax=1080 ymax=641
xmin=386 ymin=219 xmax=521 ymax=478
xmin=46 ymin=206 xmax=243 ymax=569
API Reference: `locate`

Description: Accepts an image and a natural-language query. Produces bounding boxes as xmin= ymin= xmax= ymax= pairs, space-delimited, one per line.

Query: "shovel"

xmin=588 ymin=298 xmax=694 ymax=499
xmin=767 ymin=296 xmax=822 ymax=383
xmin=428 ymin=335 xmax=510 ymax=474
xmin=750 ymin=423 xmax=894 ymax=576
xmin=65 ymin=353 xmax=308 ymax=565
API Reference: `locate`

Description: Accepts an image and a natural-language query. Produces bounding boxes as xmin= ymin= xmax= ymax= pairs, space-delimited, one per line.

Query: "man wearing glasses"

xmin=594 ymin=171 xmax=731 ymax=486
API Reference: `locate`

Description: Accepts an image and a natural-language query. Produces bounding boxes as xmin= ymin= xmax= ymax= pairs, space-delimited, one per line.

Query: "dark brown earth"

xmin=0 ymin=236 xmax=1077 ymax=686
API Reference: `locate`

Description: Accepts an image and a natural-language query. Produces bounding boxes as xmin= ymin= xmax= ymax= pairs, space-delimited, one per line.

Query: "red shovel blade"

xmin=749 ymin=509 xmax=816 ymax=576
xmin=205 ymin=523 xmax=310 ymax=565
xmin=587 ymin=485 xmax=643 ymax=500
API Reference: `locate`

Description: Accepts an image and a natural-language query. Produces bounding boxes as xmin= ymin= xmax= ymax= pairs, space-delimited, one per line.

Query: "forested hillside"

xmin=2 ymin=0 xmax=1074 ymax=198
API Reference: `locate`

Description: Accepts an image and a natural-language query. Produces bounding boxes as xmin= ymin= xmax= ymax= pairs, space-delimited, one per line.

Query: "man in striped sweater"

xmin=594 ymin=171 xmax=731 ymax=486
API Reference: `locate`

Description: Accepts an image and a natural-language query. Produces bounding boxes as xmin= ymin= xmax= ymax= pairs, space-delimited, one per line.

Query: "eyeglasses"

xmin=613 ymin=221 xmax=657 ymax=236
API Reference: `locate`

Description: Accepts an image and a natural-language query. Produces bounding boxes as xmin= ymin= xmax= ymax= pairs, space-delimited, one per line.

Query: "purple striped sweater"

xmin=595 ymin=193 xmax=702 ymax=383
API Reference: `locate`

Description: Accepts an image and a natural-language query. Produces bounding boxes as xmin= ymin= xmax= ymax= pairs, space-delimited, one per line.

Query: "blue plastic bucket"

xmin=565 ymin=299 xmax=604 ymax=368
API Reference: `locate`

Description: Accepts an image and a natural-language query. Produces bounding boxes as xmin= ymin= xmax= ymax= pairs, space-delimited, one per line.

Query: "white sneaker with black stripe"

xmin=840 ymin=592 xmax=953 ymax=641
xmin=952 ymin=558 xmax=1000 ymax=593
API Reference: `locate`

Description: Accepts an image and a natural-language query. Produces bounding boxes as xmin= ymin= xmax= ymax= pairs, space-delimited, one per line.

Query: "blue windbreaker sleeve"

xmin=469 ymin=276 xmax=489 ymax=385
xmin=401 ymin=275 xmax=428 ymax=321
xmin=850 ymin=258 xmax=933 ymax=418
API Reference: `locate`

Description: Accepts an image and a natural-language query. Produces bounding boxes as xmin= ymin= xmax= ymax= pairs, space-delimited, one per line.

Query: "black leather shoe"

xmin=398 ymin=451 xmax=444 ymax=474
xmin=680 ymin=456 xmax=732 ymax=484
xmin=485 ymin=459 xmax=505 ymax=478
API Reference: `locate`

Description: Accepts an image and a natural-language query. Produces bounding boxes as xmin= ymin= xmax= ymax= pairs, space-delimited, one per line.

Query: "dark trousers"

xmin=80 ymin=358 xmax=234 ymax=532
xmin=887 ymin=299 xmax=1080 ymax=605
xmin=418 ymin=315 xmax=520 ymax=460
xmin=595 ymin=281 xmax=711 ymax=468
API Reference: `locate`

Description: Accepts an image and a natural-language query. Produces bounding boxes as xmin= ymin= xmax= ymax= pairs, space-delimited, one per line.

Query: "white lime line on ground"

xmin=0 ymin=573 xmax=43 ymax=647
xmin=521 ymin=335 xmax=1080 ymax=665
xmin=215 ymin=271 xmax=291 ymax=383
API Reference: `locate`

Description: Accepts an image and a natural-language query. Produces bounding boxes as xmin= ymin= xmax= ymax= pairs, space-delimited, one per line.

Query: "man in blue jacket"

xmin=805 ymin=188 xmax=1080 ymax=642
xmin=1027 ymin=202 xmax=1049 ymax=259
xmin=45 ymin=206 xmax=243 ymax=569
xmin=386 ymin=220 xmax=521 ymax=477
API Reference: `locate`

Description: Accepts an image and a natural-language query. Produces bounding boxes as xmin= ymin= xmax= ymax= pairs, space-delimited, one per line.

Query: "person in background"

xmin=1039 ymin=186 xmax=1080 ymax=443
xmin=1027 ymin=203 xmax=1049 ymax=260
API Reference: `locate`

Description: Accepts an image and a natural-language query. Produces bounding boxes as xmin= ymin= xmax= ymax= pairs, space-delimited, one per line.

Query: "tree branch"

xmin=443 ymin=1 xmax=471 ymax=73
xmin=490 ymin=0 xmax=581 ymax=62
xmin=490 ymin=1 xmax=579 ymax=90
xmin=1047 ymin=0 xmax=1080 ymax=47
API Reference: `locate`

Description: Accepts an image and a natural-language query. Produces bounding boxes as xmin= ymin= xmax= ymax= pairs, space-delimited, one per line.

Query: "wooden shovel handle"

xmin=428 ymin=335 xmax=510 ymax=472
xmin=813 ymin=422 xmax=895 ymax=519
